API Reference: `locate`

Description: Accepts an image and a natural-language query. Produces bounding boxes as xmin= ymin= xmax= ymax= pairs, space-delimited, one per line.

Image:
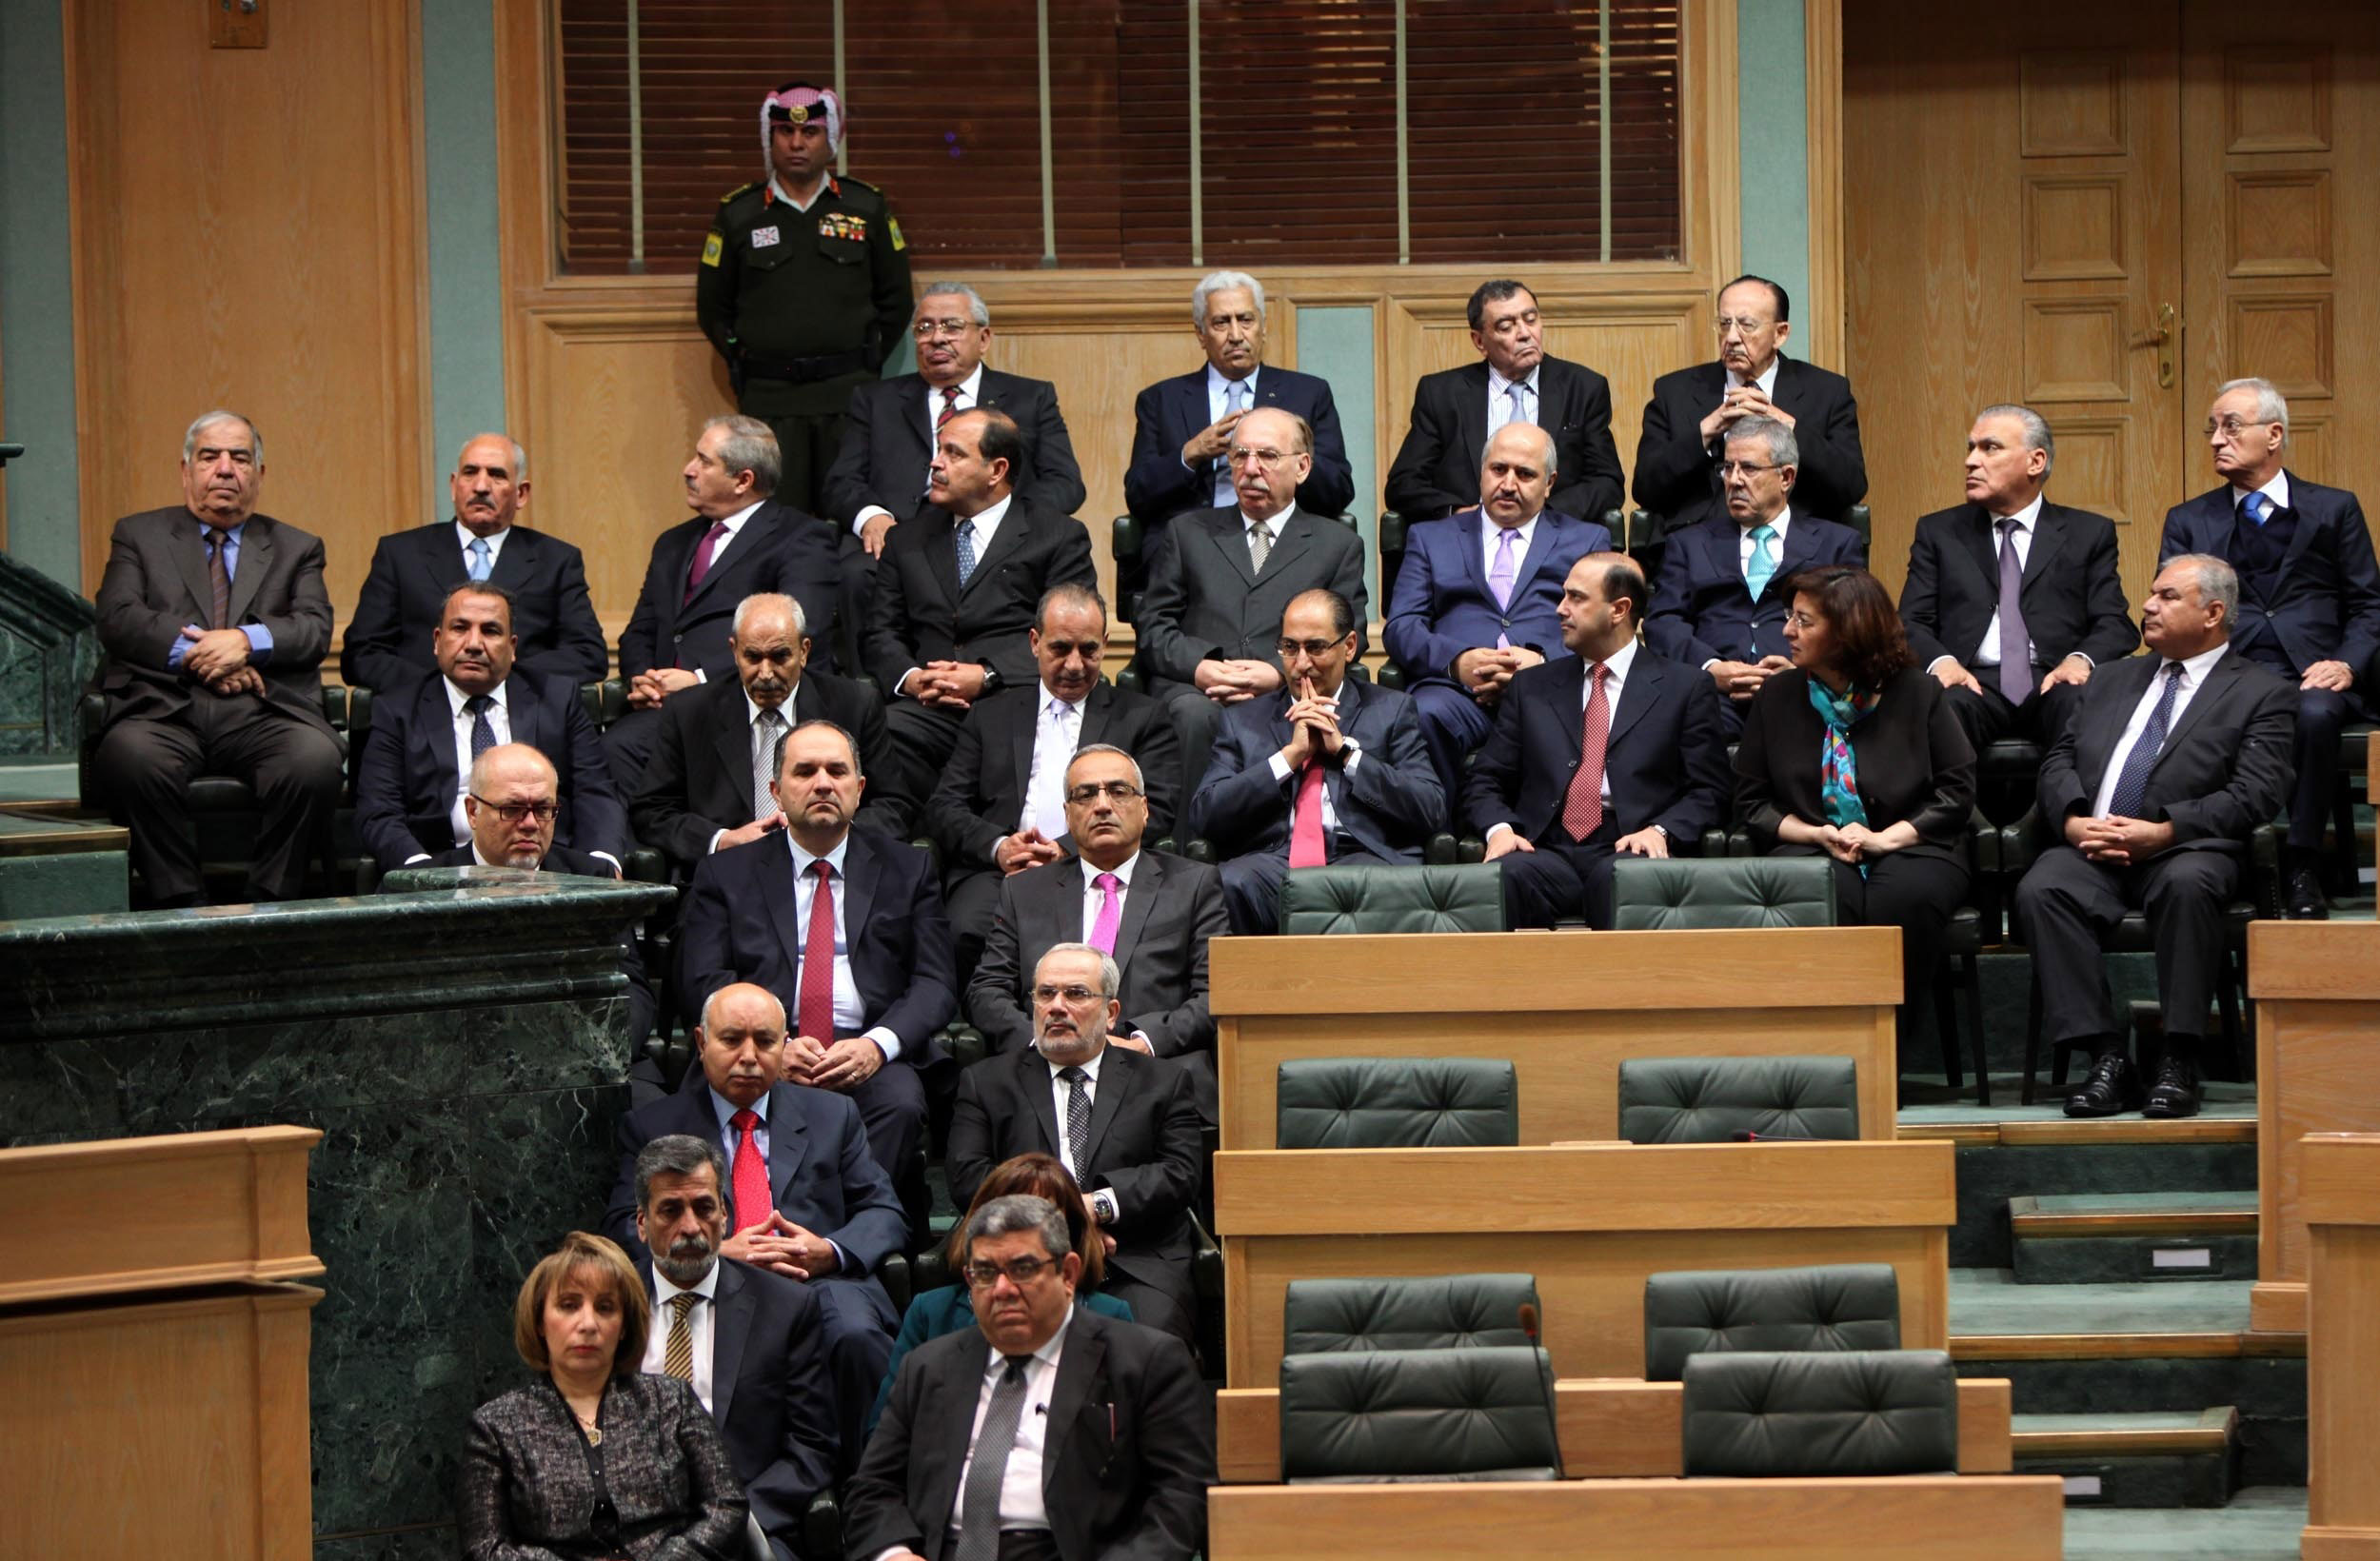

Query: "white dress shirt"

xmin=1726 ymin=359 xmax=1781 ymax=399
xmin=689 ymin=499 xmax=766 ymax=684
xmin=442 ymin=676 xmax=512 ymax=847
xmin=1487 ymin=365 xmax=1540 ymax=436
xmin=1240 ymin=503 xmax=1293 ymax=563
xmin=944 ymin=1310 xmax=1073 ymax=1549
xmin=2235 ymin=470 xmax=2291 ymax=515
xmin=1044 ymin=1048 xmax=1121 ymax=1221
xmin=1079 ymin=850 xmax=1140 ymax=942
xmin=641 ymin=1262 xmax=721 ymax=1410
xmin=855 ymin=366 xmax=987 ymax=532
xmin=454 ymin=519 xmax=511 ymax=573
xmin=1482 ymin=514 xmax=1538 ymax=580
xmin=1201 ymin=365 xmax=1260 ymax=505
xmin=2090 ymin=643 xmax=2231 ymax=819
xmin=1482 ymin=638 xmax=1639 ymax=844
xmin=708 ymin=689 xmax=800 ymax=856
xmin=1016 ymin=682 xmax=1086 ymax=840
xmin=1264 ymin=681 xmax=1367 ymax=833
xmin=787 ymin=834 xmax=905 ymax=1061
xmin=1928 ymin=493 xmax=2045 ymax=673
xmin=896 ymin=492 xmax=1014 ymax=695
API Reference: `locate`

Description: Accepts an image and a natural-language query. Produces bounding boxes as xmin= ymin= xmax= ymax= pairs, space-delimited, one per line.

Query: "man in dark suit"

xmin=924 ymin=583 xmax=1180 ymax=970
xmin=1469 ymin=552 xmax=1731 ymax=929
xmin=609 ymin=415 xmax=843 ymax=781
xmin=605 ymin=982 xmax=909 ymax=1473
xmin=862 ymin=406 xmax=1100 ymax=807
xmin=353 ymin=583 xmax=627 ymax=871
xmin=90 ymin=410 xmax=346 ymax=907
xmin=2159 ymin=377 xmax=2380 ymax=919
xmin=843 ymin=1191 xmax=1212 ymax=1561
xmin=1631 ymin=275 xmax=1867 ymax=528
xmin=629 ymin=591 xmax=905 ymax=878
xmin=1384 ymin=422 xmax=1615 ymax=800
xmin=1136 ymin=405 xmax=1371 ymax=784
xmin=1643 ymin=415 xmax=1866 ymax=733
xmin=626 ymin=1133 xmax=841 ymax=1554
xmin=946 ymin=945 xmax=1205 ymax=1345
xmin=2014 ymin=555 xmax=2296 ymax=1119
xmin=678 ymin=721 xmax=957 ymax=1186
xmin=1121 ymin=268 xmax=1356 ymax=601
xmin=1901 ymin=405 xmax=2139 ymax=755
xmin=1186 ymin=588 xmax=1446 ymax=936
xmin=338 ymin=433 xmax=607 ymax=695
xmin=969 ymin=743 xmax=1229 ymax=1123
xmin=1383 ymin=278 xmax=1624 ymax=524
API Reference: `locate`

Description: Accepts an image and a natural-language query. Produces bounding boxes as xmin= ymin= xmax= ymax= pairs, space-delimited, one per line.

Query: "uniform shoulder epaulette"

xmin=839 ymin=175 xmax=885 ymax=200
xmin=718 ymin=180 xmax=764 ymax=207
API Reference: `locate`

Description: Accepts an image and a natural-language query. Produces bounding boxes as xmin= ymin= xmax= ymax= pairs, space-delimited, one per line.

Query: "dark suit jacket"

xmin=1135 ymin=504 xmax=1371 ymax=684
xmin=1899 ymin=501 xmax=2138 ymax=678
xmin=1462 ymin=649 xmax=1731 ymax=844
xmin=1382 ymin=355 xmax=1624 ymax=524
xmin=635 ymin=1255 xmax=839 ymax=1560
xmin=677 ymin=827 xmax=958 ymax=1057
xmin=1643 ymin=511 xmax=1868 ymax=667
xmin=1383 ymin=507 xmax=1612 ymax=682
xmin=924 ymin=682 xmax=1182 ymax=867
xmin=338 ymin=522 xmax=607 ymax=694
xmin=628 ymin=669 xmax=906 ymax=870
xmin=823 ymin=368 xmax=1089 ymax=527
xmin=1734 ymin=667 xmax=1977 ymax=864
xmin=92 ymin=507 xmax=336 ymax=737
xmin=867 ymin=1287 xmax=1136 ymax=1440
xmin=843 ymin=1305 xmax=1212 ymax=1561
xmin=617 ymin=499 xmax=843 ymax=683
xmin=1123 ymin=365 xmax=1357 ymax=524
xmin=1188 ymin=677 xmax=1446 ymax=861
xmin=966 ymin=851 xmax=1228 ymax=1059
xmin=2037 ymin=648 xmax=2297 ymax=853
xmin=2160 ymin=474 xmax=2380 ymax=701
xmin=1632 ymin=357 xmax=1868 ymax=524
xmin=354 ymin=670 xmax=628 ymax=869
xmin=945 ymin=1045 xmax=1204 ymax=1313
xmin=861 ymin=499 xmax=1099 ymax=695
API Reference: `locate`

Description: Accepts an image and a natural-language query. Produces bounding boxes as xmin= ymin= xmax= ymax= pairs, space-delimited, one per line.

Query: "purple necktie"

xmin=1089 ymin=872 xmax=1121 ymax=954
xmin=1488 ymin=526 xmax=1518 ymax=649
xmin=1996 ymin=518 xmax=2032 ymax=705
xmin=683 ymin=520 xmax=730 ymax=606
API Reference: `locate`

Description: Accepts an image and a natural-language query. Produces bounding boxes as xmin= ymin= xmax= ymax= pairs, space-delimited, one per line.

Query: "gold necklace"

xmin=565 ymin=1393 xmax=605 ymax=1446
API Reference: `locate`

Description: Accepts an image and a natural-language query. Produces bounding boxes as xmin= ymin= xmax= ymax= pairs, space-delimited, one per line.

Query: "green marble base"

xmin=0 ymin=549 xmax=97 ymax=756
xmin=0 ymin=868 xmax=674 ymax=1551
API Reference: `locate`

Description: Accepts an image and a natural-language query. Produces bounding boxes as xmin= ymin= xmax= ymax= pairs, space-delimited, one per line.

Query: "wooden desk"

xmin=1215 ymin=1375 xmax=2014 ymax=1481
xmin=2246 ymin=922 xmax=2380 ymax=1333
xmin=1206 ymin=1475 xmax=2067 ymax=1559
xmin=2300 ymin=1134 xmax=2380 ymax=1559
xmin=1215 ymin=1139 xmax=1954 ymax=1386
xmin=1211 ymin=928 xmax=1902 ymax=1148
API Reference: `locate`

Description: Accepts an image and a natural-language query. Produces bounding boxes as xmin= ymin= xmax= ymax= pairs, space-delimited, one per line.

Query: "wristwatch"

xmin=980 ymin=662 xmax=1003 ymax=694
xmin=1090 ymin=1188 xmax=1120 ymax=1224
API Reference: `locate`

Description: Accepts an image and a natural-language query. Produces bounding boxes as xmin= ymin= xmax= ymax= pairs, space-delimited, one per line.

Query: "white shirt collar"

xmin=709 ymin=1085 xmax=768 ymax=1131
xmin=1488 ymin=513 xmax=1539 ymax=544
xmin=1988 ymin=493 xmax=2046 ymax=528
xmin=2167 ymin=642 xmax=2230 ymax=685
xmin=2234 ymin=471 xmax=2291 ymax=512
xmin=454 ymin=519 xmax=510 ymax=559
xmin=1488 ymin=364 xmax=1541 ymax=398
xmin=744 ymin=690 xmax=797 ymax=727
xmin=1038 ymin=680 xmax=1087 ymax=714
xmin=958 ymin=491 xmax=1014 ymax=532
xmin=1729 ymin=359 xmax=1781 ymax=398
xmin=767 ymin=174 xmax=828 ymax=210
xmin=445 ymin=677 xmax=507 ymax=717
xmin=1083 ymin=849 xmax=1140 ymax=889
xmin=711 ymin=497 xmax=766 ymax=536
xmin=1594 ymin=637 xmax=1641 ymax=686
xmin=1044 ymin=1043 xmax=1107 ymax=1085
xmin=1740 ymin=504 xmax=1793 ymax=537
xmin=468 ymin=840 xmax=531 ymax=869
xmin=1239 ymin=502 xmax=1296 ymax=536
xmin=1206 ymin=362 xmax=1259 ymax=400
xmin=988 ymin=1300 xmax=1075 ymax=1372
xmin=789 ymin=831 xmax=852 ymax=879
xmin=932 ymin=365 xmax=987 ymax=406
xmin=653 ymin=1259 xmax=724 ymax=1308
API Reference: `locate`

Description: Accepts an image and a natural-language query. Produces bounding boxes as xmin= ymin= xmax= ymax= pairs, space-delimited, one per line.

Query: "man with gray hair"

xmin=2015 ymin=553 xmax=2296 ymax=1120
xmin=946 ymin=942 xmax=1204 ymax=1345
xmin=2160 ymin=376 xmax=2380 ymax=918
xmin=1121 ymin=268 xmax=1356 ymax=601
xmin=844 ymin=1190 xmax=1212 ymax=1561
xmin=1899 ymin=405 xmax=2137 ymax=754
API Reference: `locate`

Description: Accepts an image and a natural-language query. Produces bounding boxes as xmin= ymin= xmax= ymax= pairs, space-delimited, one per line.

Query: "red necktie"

xmin=935 ymin=385 xmax=962 ymax=433
xmin=799 ymin=860 xmax=836 ymax=1043
xmin=682 ymin=519 xmax=730 ymax=606
xmin=1288 ymin=761 xmax=1328 ymax=868
xmin=1561 ymin=662 xmax=1611 ymax=840
xmin=728 ymin=1108 xmax=772 ymax=1234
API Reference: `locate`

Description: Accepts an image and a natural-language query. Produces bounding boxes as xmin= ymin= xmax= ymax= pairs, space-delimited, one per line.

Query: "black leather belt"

xmin=741 ymin=347 xmax=870 ymax=384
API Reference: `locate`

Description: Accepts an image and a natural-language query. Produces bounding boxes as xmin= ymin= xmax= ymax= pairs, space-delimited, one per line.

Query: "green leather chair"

xmin=1642 ymin=1262 xmax=1900 ymax=1381
xmin=1277 ymin=1057 xmax=1519 ymax=1148
xmin=1284 ymin=1273 xmax=1541 ymax=1354
xmin=1279 ymin=1345 xmax=1564 ymax=1482
xmin=1609 ymin=854 xmax=1836 ymax=929
xmin=1278 ymin=861 xmax=1505 ymax=934
xmin=1680 ymin=1348 xmax=1958 ymax=1476
xmin=1616 ymin=1056 xmax=1859 ymax=1144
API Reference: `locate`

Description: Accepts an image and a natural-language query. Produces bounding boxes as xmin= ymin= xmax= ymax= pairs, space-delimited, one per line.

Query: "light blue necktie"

xmin=955 ymin=519 xmax=979 ymax=587
xmin=1745 ymin=524 xmax=1779 ymax=599
xmin=1216 ymin=380 xmax=1248 ymax=505
xmin=2243 ymin=491 xmax=2272 ymax=526
xmin=466 ymin=538 xmax=492 ymax=582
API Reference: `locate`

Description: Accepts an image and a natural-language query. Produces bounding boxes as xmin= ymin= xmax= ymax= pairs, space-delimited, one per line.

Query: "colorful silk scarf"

xmin=1807 ymin=677 xmax=1879 ymax=873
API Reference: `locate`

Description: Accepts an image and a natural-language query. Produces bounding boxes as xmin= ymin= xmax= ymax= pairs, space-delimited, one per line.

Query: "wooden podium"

xmin=2300 ymin=1134 xmax=2380 ymax=1558
xmin=0 ymin=1126 xmax=323 ymax=1561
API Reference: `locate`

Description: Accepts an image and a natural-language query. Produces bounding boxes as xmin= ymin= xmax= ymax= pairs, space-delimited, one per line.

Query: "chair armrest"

xmin=802 ymin=1491 xmax=843 ymax=1561
xmin=1182 ymin=838 xmax=1217 ymax=864
xmin=1378 ymin=510 xmax=1408 ymax=552
xmin=946 ymin=1023 xmax=987 ymax=1072
xmin=1424 ymin=832 xmax=1458 ymax=866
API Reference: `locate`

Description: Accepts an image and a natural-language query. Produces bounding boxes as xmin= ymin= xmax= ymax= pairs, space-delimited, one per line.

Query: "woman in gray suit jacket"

xmin=459 ymin=1232 xmax=747 ymax=1560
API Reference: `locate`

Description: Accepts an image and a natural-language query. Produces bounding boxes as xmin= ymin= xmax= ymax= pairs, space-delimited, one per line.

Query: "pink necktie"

xmin=1489 ymin=526 xmax=1517 ymax=648
xmin=682 ymin=520 xmax=730 ymax=606
xmin=1089 ymin=872 xmax=1122 ymax=954
xmin=798 ymin=860 xmax=836 ymax=1043
xmin=1561 ymin=662 xmax=1611 ymax=840
xmin=1288 ymin=761 xmax=1328 ymax=868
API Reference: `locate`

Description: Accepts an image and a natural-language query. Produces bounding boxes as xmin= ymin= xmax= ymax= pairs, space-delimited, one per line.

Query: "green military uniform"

xmin=697 ymin=171 xmax=913 ymax=516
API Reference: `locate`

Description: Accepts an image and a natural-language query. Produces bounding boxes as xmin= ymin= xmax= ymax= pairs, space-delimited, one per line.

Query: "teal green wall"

xmin=0 ymin=0 xmax=81 ymax=590
xmin=1299 ymin=306 xmax=1379 ymax=593
xmin=422 ymin=0 xmax=508 ymax=481
xmin=1736 ymin=0 xmax=1815 ymax=347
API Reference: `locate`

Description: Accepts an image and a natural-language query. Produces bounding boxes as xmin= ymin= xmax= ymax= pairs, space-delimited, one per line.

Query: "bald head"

xmin=730 ymin=592 xmax=810 ymax=709
xmin=465 ymin=743 xmax=560 ymax=868
xmin=1479 ymin=422 xmax=1557 ymax=528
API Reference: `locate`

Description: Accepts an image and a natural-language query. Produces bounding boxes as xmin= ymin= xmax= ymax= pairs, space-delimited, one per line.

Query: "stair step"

xmin=2009 ymin=1192 xmax=2260 ymax=1284
xmin=2012 ymin=1191 xmax=2259 ymax=1237
xmin=2013 ymin=1407 xmax=2235 ymax=1457
xmin=2013 ymin=1408 xmax=2241 ymax=1508
xmin=2063 ymin=1484 xmax=2307 ymax=1560
xmin=1947 ymin=1270 xmax=2296 ymax=1359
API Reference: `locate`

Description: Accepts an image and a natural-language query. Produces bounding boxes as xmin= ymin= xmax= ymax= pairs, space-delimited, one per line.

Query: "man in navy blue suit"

xmin=2160 ymin=376 xmax=2380 ymax=919
xmin=1643 ymin=415 xmax=1866 ymax=733
xmin=353 ymin=582 xmax=627 ymax=872
xmin=1186 ymin=588 xmax=1445 ymax=934
xmin=677 ymin=720 xmax=957 ymax=1185
xmin=1468 ymin=553 xmax=1731 ymax=929
xmin=1383 ymin=422 xmax=1613 ymax=800
xmin=1121 ymin=269 xmax=1356 ymax=601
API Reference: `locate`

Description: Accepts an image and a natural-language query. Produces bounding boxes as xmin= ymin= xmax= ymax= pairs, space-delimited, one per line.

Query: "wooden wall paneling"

xmin=1802 ymin=0 xmax=1847 ymax=369
xmin=64 ymin=0 xmax=429 ymax=621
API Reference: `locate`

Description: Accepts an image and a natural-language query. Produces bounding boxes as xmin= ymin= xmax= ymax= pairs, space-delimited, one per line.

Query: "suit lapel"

xmin=1207 ymin=511 xmax=1260 ymax=588
xmin=717 ymin=686 xmax=760 ymax=805
xmin=2277 ymin=474 xmax=2322 ymax=575
xmin=1544 ymin=658 xmax=1589 ymax=756
xmin=1109 ymin=854 xmax=1158 ymax=969
xmin=922 ymin=511 xmax=964 ymax=603
xmin=2153 ymin=651 xmax=2238 ymax=768
xmin=2021 ymin=506 xmax=2064 ymax=587
xmin=171 ymin=518 xmax=218 ymax=622
xmin=762 ymin=834 xmax=808 ymax=984
xmin=1604 ymin=653 xmax=1663 ymax=748
xmin=1455 ymin=511 xmax=1491 ymax=598
xmin=502 ymin=676 xmax=544 ymax=753
xmin=1042 ymin=1312 xmax=1105 ymax=1486
xmin=765 ymin=1083 xmax=812 ymax=1210
xmin=1259 ymin=508 xmax=1316 ymax=582
xmin=2199 ymin=491 xmax=2241 ymax=563
xmin=1766 ymin=516 xmax=1823 ymax=600
xmin=419 ymin=678 xmax=462 ymax=805
xmin=227 ymin=521 xmax=272 ymax=625
xmin=925 ymin=1329 xmax=993 ymax=1532
xmin=1081 ymin=1047 xmax=1133 ymax=1169
xmin=962 ymin=504 xmax=1032 ymax=596
xmin=709 ymin=1261 xmax=753 ymax=1426
xmin=687 ymin=510 xmax=765 ymax=609
xmin=1514 ymin=515 xmax=1562 ymax=593
xmin=1023 ymin=1050 xmax=1065 ymax=1157
xmin=1008 ymin=689 xmax=1042 ymax=801
xmin=486 ymin=530 xmax=532 ymax=592
xmin=2079 ymin=658 xmax=2156 ymax=787
xmin=1458 ymin=366 xmax=1491 ymax=469
xmin=907 ymin=376 xmax=936 ymax=457
xmin=1956 ymin=505 xmax=1998 ymax=591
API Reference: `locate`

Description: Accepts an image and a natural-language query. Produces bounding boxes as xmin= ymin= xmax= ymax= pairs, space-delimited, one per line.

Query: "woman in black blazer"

xmin=1735 ymin=565 xmax=1977 ymax=1033
xmin=459 ymin=1232 xmax=747 ymax=1560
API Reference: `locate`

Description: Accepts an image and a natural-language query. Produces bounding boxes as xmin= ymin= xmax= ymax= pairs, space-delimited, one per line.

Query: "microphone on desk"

xmin=1517 ymin=1301 xmax=1566 ymax=1478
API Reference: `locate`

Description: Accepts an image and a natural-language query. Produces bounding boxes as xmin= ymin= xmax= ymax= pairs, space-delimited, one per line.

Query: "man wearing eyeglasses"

xmin=967 ymin=744 xmax=1229 ymax=1124
xmin=1643 ymin=415 xmax=1867 ymax=734
xmin=945 ymin=945 xmax=1205 ymax=1348
xmin=1185 ymin=587 xmax=1445 ymax=936
xmin=2158 ymin=377 xmax=2380 ymax=919
xmin=354 ymin=582 xmax=627 ymax=874
xmin=844 ymin=1191 xmax=1212 ymax=1561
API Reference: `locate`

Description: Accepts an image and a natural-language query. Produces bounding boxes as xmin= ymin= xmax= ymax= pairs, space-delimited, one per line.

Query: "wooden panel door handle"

xmin=2131 ymin=304 xmax=2177 ymax=386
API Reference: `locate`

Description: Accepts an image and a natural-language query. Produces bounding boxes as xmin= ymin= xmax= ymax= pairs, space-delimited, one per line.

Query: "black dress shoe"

xmin=2288 ymin=863 xmax=2331 ymax=919
xmin=2064 ymin=1055 xmax=2142 ymax=1118
xmin=2141 ymin=1055 xmax=2203 ymax=1119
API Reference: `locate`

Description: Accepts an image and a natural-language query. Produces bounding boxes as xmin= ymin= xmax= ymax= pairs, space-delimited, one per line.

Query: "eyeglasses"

xmin=962 ymin=1255 xmax=1060 ymax=1289
xmin=913 ymin=318 xmax=977 ymax=341
xmin=1276 ymin=637 xmax=1348 ymax=658
xmin=1716 ymin=461 xmax=1780 ymax=478
xmin=1064 ymin=781 xmax=1141 ymax=804
xmin=468 ymin=796 xmax=559 ymax=823
xmin=1714 ymin=316 xmax=1776 ymax=333
xmin=1227 ymin=446 xmax=1294 ymax=467
xmin=1032 ymin=983 xmax=1103 ymax=1004
xmin=2203 ymin=416 xmax=2276 ymax=439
